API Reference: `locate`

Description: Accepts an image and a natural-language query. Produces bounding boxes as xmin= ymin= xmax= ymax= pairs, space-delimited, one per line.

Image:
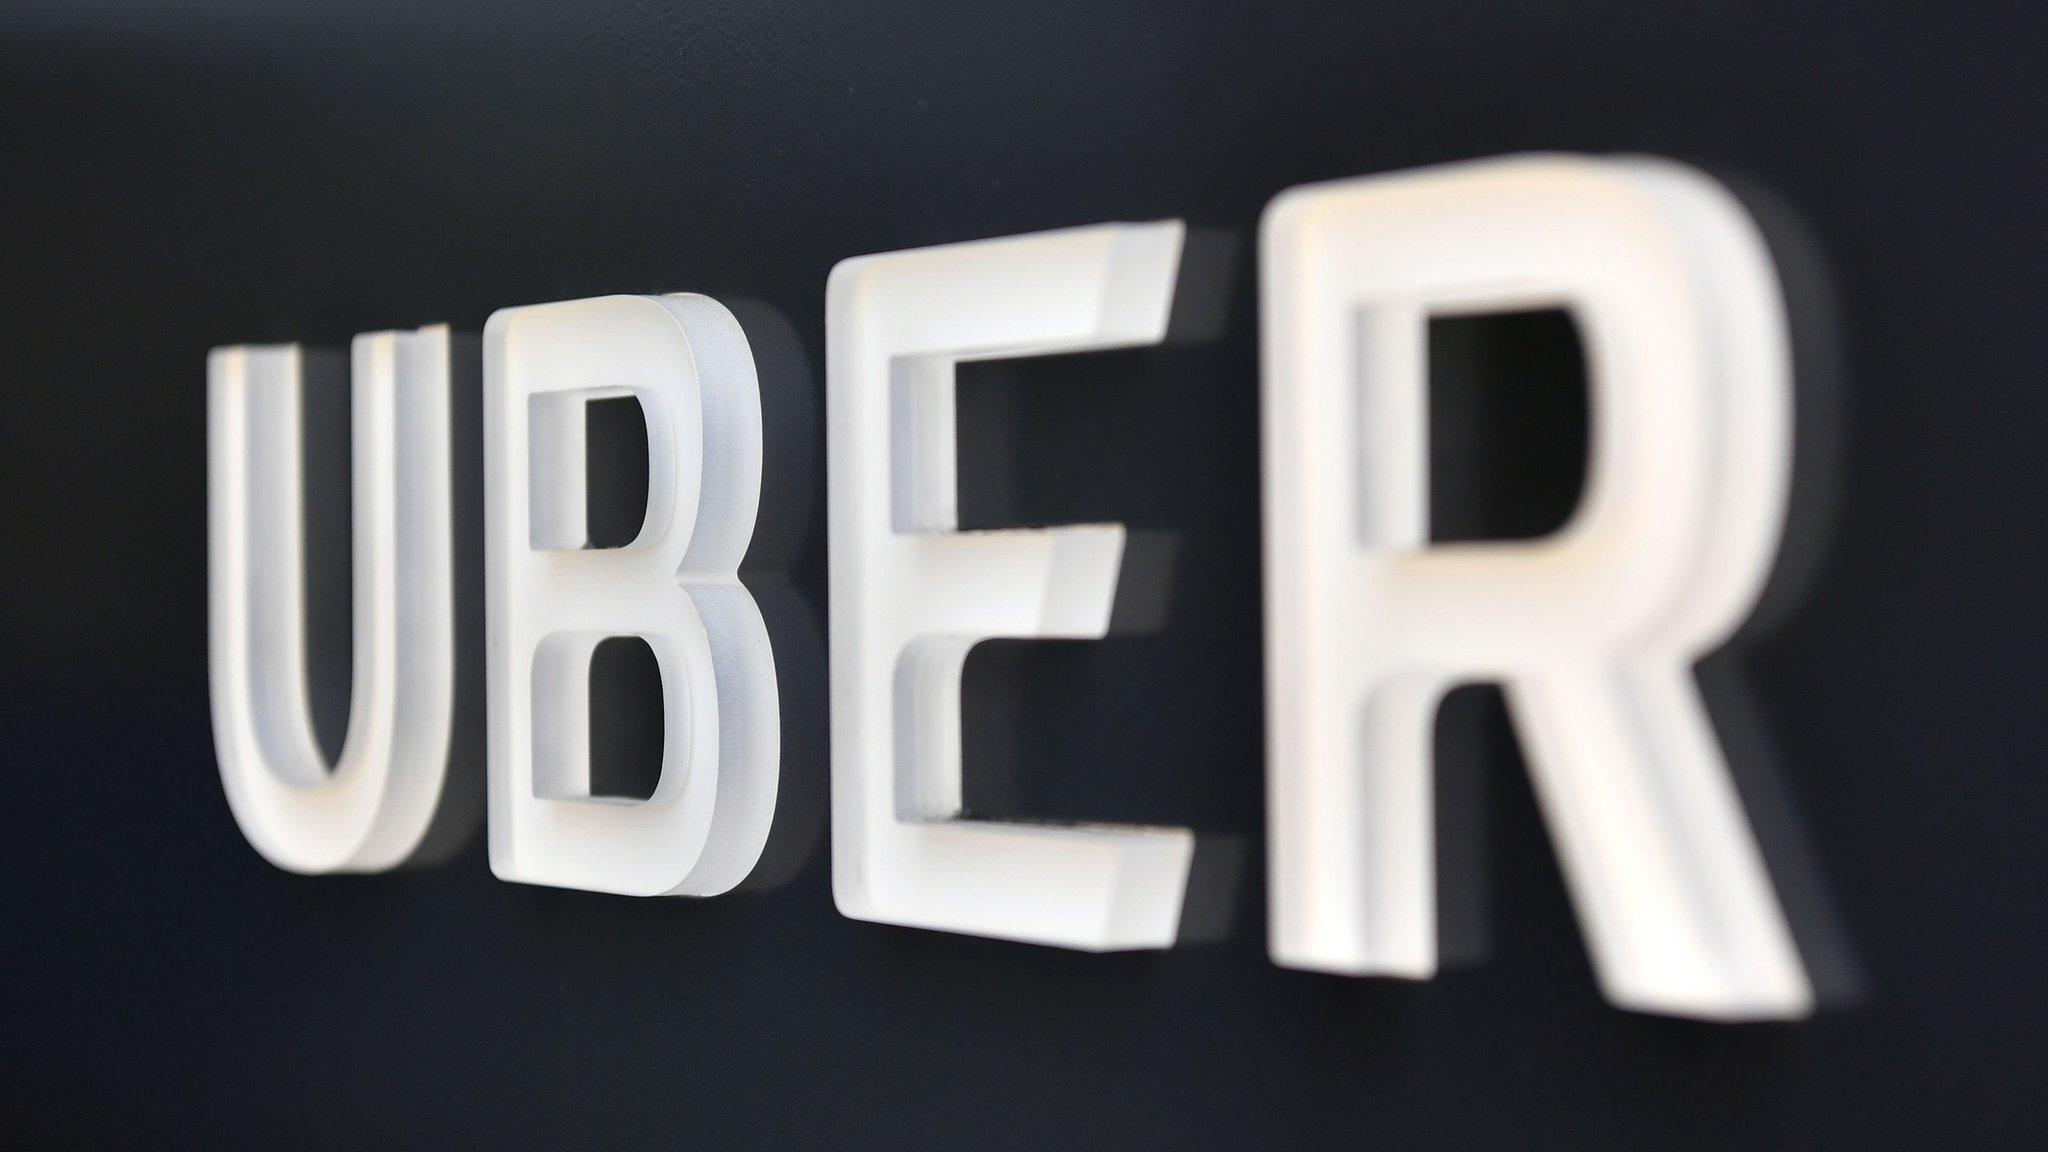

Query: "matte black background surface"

xmin=3 ymin=2 xmax=2044 ymax=1148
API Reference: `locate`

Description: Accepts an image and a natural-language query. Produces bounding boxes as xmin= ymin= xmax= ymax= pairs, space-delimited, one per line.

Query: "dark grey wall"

xmin=2 ymin=2 xmax=2043 ymax=1147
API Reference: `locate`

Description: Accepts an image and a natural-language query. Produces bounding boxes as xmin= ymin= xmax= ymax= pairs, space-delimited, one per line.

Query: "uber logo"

xmin=206 ymin=153 xmax=1813 ymax=1020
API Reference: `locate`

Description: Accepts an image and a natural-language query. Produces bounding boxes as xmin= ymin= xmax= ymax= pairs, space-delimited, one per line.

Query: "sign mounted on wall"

xmin=206 ymin=153 xmax=1814 ymax=1021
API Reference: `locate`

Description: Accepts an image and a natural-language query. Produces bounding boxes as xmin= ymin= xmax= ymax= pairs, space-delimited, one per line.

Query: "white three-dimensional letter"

xmin=827 ymin=223 xmax=1196 ymax=949
xmin=1260 ymin=155 xmax=1812 ymax=1019
xmin=485 ymin=294 xmax=778 ymax=896
xmin=208 ymin=328 xmax=454 ymax=872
